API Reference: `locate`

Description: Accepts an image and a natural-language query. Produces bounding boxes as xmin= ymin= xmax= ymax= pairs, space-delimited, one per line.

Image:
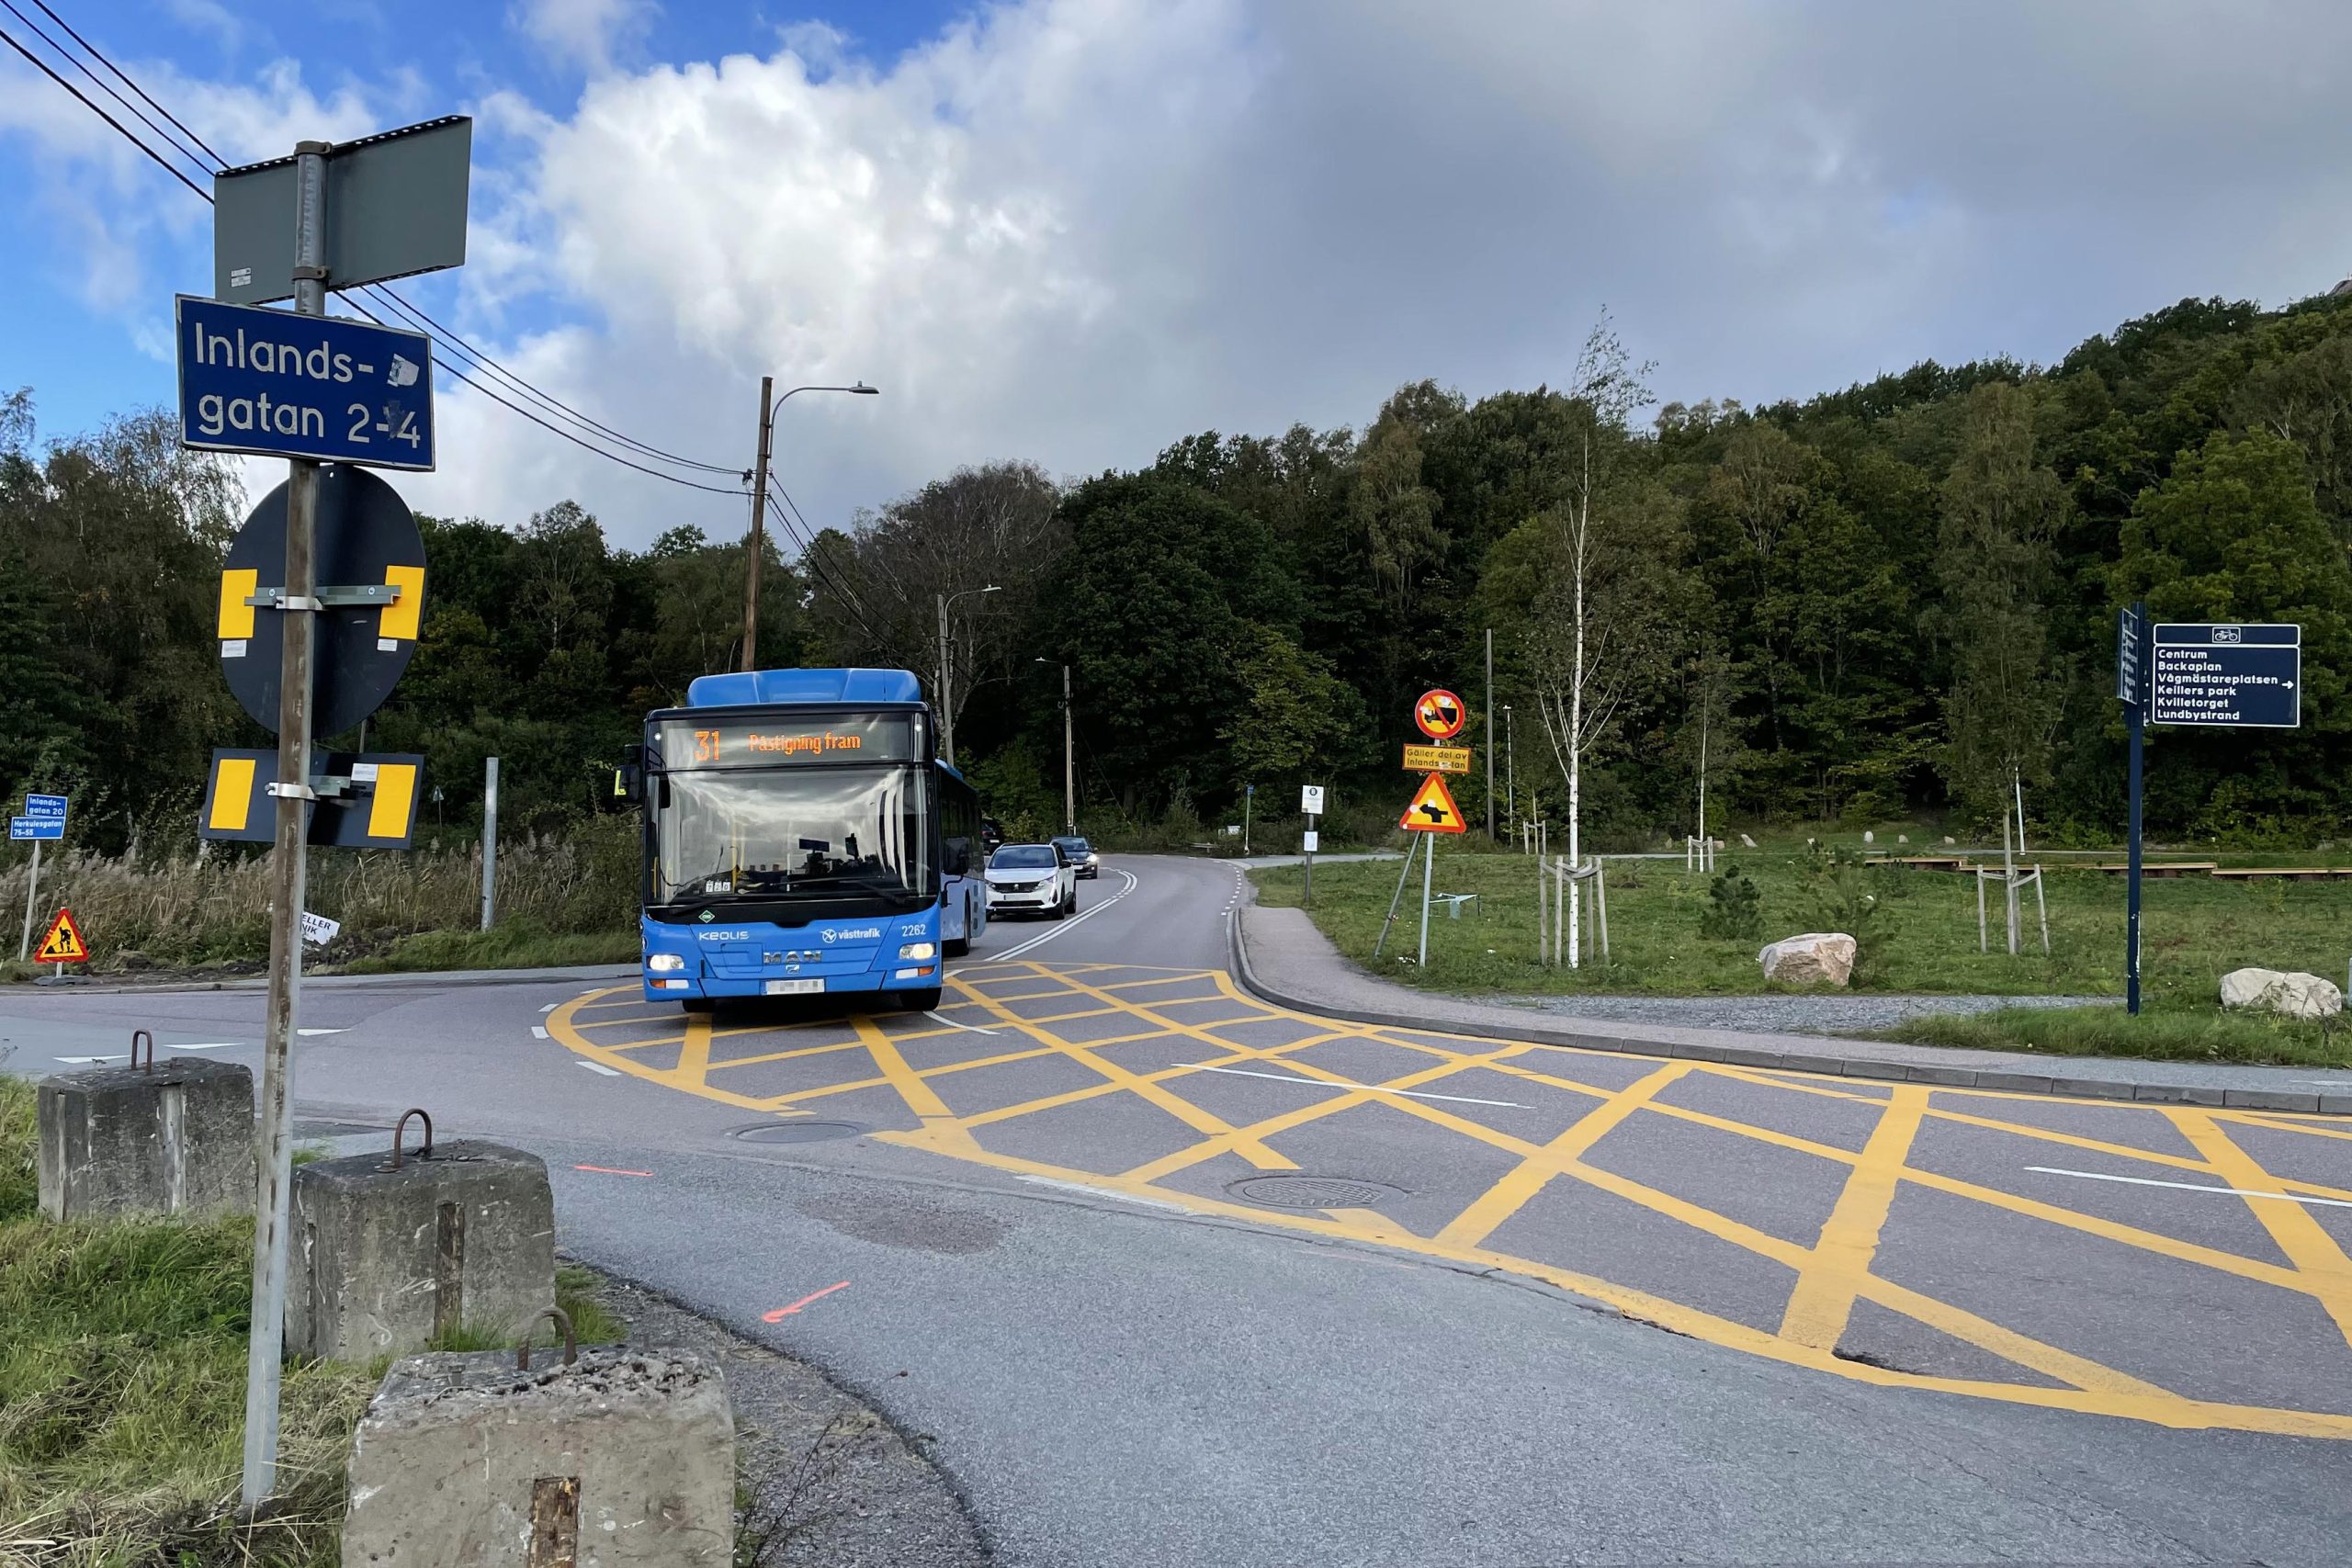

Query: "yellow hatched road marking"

xmin=541 ymin=972 xmax=2352 ymax=1439
xmin=1436 ymin=1063 xmax=1691 ymax=1248
xmin=2177 ymin=1112 xmax=2352 ymax=1349
xmin=1780 ymin=1087 xmax=1928 ymax=1349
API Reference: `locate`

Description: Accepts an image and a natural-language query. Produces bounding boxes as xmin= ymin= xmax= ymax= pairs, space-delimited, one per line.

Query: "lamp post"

xmin=1035 ymin=658 xmax=1075 ymax=834
xmin=1503 ymin=704 xmax=1515 ymax=837
xmin=741 ymin=378 xmax=878 ymax=671
xmin=936 ymin=584 xmax=1001 ymax=764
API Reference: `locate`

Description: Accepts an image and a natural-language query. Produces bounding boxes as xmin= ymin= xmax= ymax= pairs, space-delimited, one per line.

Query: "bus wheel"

xmin=897 ymin=987 xmax=943 ymax=1012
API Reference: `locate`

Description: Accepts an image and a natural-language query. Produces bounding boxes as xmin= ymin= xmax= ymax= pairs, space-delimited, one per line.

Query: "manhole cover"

xmin=1227 ymin=1174 xmax=1403 ymax=1210
xmin=729 ymin=1121 xmax=866 ymax=1145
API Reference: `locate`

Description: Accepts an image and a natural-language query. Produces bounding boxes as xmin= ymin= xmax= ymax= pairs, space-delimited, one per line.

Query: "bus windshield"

xmin=651 ymin=763 xmax=932 ymax=905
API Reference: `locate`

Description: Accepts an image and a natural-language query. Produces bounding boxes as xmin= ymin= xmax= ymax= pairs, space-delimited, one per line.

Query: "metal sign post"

xmin=2124 ymin=606 xmax=2147 ymax=1015
xmin=12 ymin=793 xmax=64 ymax=962
xmin=1300 ymin=784 xmax=1324 ymax=909
xmin=241 ymin=141 xmax=329 ymax=1511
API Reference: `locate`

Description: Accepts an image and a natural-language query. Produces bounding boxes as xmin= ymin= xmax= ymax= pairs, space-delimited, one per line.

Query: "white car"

xmin=987 ymin=842 xmax=1078 ymax=919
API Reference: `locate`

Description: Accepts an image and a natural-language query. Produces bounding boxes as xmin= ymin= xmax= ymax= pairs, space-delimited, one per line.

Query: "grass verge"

xmin=1252 ymin=843 xmax=2352 ymax=1001
xmin=1872 ymin=1003 xmax=2352 ymax=1069
xmin=332 ymin=920 xmax=636 ymax=976
xmin=0 ymin=1080 xmax=623 ymax=1563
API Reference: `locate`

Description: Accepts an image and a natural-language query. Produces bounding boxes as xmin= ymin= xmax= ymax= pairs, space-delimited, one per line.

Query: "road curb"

xmin=1221 ymin=902 xmax=2352 ymax=1117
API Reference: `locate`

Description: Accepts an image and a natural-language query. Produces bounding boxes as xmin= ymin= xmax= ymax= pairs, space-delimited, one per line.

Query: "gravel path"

xmin=1511 ymin=991 xmax=2116 ymax=1036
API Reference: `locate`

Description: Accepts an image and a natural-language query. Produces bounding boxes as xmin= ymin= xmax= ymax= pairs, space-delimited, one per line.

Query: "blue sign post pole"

xmin=2123 ymin=604 xmax=2146 ymax=1017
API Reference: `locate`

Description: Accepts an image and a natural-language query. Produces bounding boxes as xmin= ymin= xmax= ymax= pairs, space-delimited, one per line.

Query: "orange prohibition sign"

xmin=1414 ymin=688 xmax=1467 ymax=739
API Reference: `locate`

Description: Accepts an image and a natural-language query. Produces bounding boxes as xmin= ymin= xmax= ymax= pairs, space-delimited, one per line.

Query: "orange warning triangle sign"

xmin=35 ymin=907 xmax=89 ymax=964
xmin=1399 ymin=773 xmax=1466 ymax=833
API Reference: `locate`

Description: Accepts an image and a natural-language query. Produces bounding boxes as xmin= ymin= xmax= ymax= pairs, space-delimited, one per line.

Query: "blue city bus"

xmin=625 ymin=668 xmax=987 ymax=1012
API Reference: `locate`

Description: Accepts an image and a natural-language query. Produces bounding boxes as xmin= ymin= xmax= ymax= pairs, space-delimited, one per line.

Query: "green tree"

xmin=1218 ymin=626 xmax=1366 ymax=784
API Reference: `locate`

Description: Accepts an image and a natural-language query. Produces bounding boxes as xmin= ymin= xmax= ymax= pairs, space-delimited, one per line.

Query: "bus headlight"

xmin=898 ymin=942 xmax=936 ymax=961
xmin=646 ymin=953 xmax=686 ymax=972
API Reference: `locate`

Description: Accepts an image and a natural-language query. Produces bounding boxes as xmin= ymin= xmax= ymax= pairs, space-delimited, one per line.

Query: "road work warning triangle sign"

xmin=35 ymin=907 xmax=89 ymax=964
xmin=1400 ymin=773 xmax=1467 ymax=833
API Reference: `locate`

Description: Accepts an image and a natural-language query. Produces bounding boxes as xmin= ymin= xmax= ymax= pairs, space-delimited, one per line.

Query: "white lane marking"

xmin=170 ymin=1043 xmax=238 ymax=1049
xmin=1182 ymin=1063 xmax=1525 ymax=1108
xmin=56 ymin=1055 xmax=123 ymax=1065
xmin=531 ymin=1026 xmax=550 ymax=1040
xmin=988 ymin=868 xmax=1139 ymax=963
xmin=577 ymin=1061 xmax=623 ymax=1077
xmin=1016 ymin=1174 xmax=1189 ymax=1211
xmin=296 ymin=1028 xmax=345 ymax=1036
xmin=539 ymin=1002 xmax=559 ymax=1014
xmin=2024 ymin=1166 xmax=2352 ymax=1210
xmin=926 ymin=1010 xmax=1001 ymax=1035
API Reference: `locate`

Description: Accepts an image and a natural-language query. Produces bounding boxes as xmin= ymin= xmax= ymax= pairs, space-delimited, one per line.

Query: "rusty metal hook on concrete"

xmin=383 ymin=1107 xmax=435 ymax=1171
xmin=516 ymin=1306 xmax=578 ymax=1371
xmin=130 ymin=1029 xmax=154 ymax=1073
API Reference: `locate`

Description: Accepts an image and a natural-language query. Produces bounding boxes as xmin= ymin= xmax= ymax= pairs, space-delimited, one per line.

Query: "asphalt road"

xmin=8 ymin=855 xmax=2352 ymax=1564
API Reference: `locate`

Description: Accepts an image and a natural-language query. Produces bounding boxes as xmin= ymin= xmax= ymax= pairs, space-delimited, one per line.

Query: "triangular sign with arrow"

xmin=1399 ymin=773 xmax=1466 ymax=834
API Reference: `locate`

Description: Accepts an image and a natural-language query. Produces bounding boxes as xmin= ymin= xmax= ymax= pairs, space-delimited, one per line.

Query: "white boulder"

xmin=2219 ymin=967 xmax=2344 ymax=1020
xmin=1759 ymin=932 xmax=1858 ymax=987
xmin=1739 ymin=833 xmax=1758 ymax=849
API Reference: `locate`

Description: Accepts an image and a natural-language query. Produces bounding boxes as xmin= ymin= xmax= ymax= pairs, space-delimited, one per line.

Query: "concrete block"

xmin=1670 ymin=1041 xmax=1732 ymax=1063
xmin=1715 ymin=1046 xmax=1789 ymax=1070
xmin=37 ymin=1058 xmax=254 ymax=1221
xmin=2222 ymin=1089 xmax=2324 ymax=1112
xmin=2048 ymin=1076 xmax=2136 ymax=1101
xmin=289 ymin=1139 xmax=555 ymax=1361
xmin=2317 ymin=1094 xmax=2352 ymax=1118
xmin=1775 ymin=1054 xmax=1849 ymax=1077
xmin=2139 ymin=1083 xmax=2224 ymax=1107
xmin=1843 ymin=1058 xmax=1911 ymax=1082
xmin=1901 ymin=1065 xmax=1981 ymax=1087
xmin=1969 ymin=1072 xmax=2053 ymax=1095
xmin=343 ymin=1347 xmax=733 ymax=1566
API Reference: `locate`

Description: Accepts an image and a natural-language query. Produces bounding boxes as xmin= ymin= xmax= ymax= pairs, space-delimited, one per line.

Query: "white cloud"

xmin=510 ymin=0 xmax=656 ymax=77
xmin=412 ymin=0 xmax=2352 ymax=547
xmin=19 ymin=1 xmax=2352 ymax=552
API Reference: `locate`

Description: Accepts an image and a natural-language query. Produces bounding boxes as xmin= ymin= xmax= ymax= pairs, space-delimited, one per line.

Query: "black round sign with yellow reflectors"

xmin=217 ymin=464 xmax=426 ymax=738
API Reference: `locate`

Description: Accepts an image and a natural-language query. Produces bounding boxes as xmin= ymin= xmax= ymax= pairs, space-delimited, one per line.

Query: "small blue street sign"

xmin=10 ymin=817 xmax=62 ymax=841
xmin=2151 ymin=623 xmax=2301 ymax=728
xmin=2115 ymin=606 xmax=2146 ymax=705
xmin=175 ymin=295 xmax=435 ymax=470
xmin=22 ymin=792 xmax=65 ymax=821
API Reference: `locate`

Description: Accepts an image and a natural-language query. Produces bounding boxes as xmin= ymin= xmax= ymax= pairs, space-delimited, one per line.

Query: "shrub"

xmin=1698 ymin=863 xmax=1763 ymax=942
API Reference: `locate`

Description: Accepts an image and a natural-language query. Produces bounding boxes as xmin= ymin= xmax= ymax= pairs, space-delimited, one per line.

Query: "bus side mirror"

xmin=945 ymin=838 xmax=972 ymax=876
xmin=616 ymin=745 xmax=644 ymax=803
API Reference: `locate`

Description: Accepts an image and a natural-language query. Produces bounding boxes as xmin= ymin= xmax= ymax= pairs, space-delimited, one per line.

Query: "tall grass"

xmin=0 ymin=816 xmax=637 ymax=971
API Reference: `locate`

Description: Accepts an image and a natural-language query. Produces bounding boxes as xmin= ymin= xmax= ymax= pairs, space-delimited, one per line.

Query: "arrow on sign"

xmin=1399 ymin=773 xmax=1467 ymax=834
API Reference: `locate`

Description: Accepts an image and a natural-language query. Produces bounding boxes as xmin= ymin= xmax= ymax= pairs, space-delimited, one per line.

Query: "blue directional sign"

xmin=22 ymin=792 xmax=65 ymax=822
xmin=10 ymin=818 xmax=61 ymax=841
xmin=175 ymin=295 xmax=435 ymax=470
xmin=2151 ymin=623 xmax=2301 ymax=728
xmin=2115 ymin=606 xmax=2146 ymax=705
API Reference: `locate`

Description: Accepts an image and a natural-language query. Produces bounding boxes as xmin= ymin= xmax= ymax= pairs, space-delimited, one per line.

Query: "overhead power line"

xmin=6 ymin=6 xmax=748 ymax=496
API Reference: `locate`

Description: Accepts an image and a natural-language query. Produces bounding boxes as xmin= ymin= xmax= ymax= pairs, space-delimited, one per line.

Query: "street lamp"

xmin=937 ymin=584 xmax=1000 ymax=764
xmin=1036 ymin=657 xmax=1074 ymax=834
xmin=1503 ymin=704 xmax=1515 ymax=840
xmin=741 ymin=378 xmax=880 ymax=671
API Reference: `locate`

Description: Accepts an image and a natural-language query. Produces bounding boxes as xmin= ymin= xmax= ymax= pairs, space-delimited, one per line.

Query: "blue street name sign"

xmin=2150 ymin=623 xmax=2301 ymax=728
xmin=2115 ymin=606 xmax=2146 ymax=705
xmin=23 ymin=792 xmax=65 ymax=821
xmin=10 ymin=818 xmax=62 ymax=841
xmin=175 ymin=295 xmax=435 ymax=470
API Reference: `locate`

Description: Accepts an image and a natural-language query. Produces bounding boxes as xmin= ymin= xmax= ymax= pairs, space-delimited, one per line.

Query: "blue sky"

xmin=7 ymin=2 xmax=2352 ymax=549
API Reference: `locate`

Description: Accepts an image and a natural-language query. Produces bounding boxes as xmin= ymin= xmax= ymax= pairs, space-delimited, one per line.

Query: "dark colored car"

xmin=1051 ymin=835 xmax=1099 ymax=879
xmin=980 ymin=817 xmax=1005 ymax=854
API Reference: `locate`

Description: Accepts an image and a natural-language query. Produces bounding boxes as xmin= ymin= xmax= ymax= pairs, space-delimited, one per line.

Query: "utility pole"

xmin=936 ymin=584 xmax=1001 ymax=766
xmin=1060 ymin=662 xmax=1075 ymax=835
xmin=741 ymin=380 xmax=876 ymax=674
xmin=242 ymin=137 xmax=327 ymax=1511
xmin=937 ymin=593 xmax=953 ymax=764
xmin=480 ymin=756 xmax=501 ymax=930
xmin=741 ymin=374 xmax=775 ymax=671
xmin=1486 ymin=627 xmax=1495 ymax=841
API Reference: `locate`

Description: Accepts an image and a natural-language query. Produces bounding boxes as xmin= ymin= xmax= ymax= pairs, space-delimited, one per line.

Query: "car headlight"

xmin=646 ymin=952 xmax=685 ymax=973
xmin=899 ymin=942 xmax=936 ymax=960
